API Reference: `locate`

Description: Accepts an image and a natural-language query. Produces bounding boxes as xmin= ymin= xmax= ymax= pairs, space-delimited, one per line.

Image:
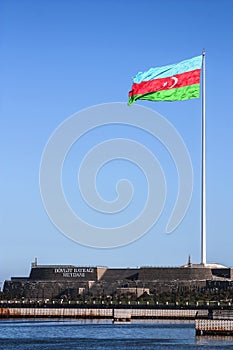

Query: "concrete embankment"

xmin=196 ymin=319 xmax=233 ymax=335
xmin=195 ymin=310 xmax=233 ymax=335
xmin=0 ymin=307 xmax=208 ymax=320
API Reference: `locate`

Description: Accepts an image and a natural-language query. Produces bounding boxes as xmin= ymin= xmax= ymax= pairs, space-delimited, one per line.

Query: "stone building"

xmin=3 ymin=259 xmax=233 ymax=300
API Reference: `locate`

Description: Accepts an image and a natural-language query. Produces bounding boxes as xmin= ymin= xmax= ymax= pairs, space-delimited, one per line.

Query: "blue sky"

xmin=1 ymin=0 xmax=233 ymax=285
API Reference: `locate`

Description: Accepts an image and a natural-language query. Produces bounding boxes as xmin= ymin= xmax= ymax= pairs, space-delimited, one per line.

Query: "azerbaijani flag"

xmin=128 ymin=55 xmax=202 ymax=105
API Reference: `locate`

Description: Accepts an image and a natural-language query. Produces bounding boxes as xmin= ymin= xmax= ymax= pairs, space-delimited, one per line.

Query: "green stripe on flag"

xmin=128 ymin=84 xmax=200 ymax=105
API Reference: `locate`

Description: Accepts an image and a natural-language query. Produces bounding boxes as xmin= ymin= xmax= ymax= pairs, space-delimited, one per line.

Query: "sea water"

xmin=1 ymin=319 xmax=233 ymax=349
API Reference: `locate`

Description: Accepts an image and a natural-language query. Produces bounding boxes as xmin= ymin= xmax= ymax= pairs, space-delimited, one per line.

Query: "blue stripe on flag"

xmin=133 ymin=55 xmax=202 ymax=84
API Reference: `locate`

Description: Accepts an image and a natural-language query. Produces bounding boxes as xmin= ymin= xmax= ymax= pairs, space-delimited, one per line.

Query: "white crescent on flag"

xmin=163 ymin=76 xmax=178 ymax=89
xmin=169 ymin=76 xmax=178 ymax=89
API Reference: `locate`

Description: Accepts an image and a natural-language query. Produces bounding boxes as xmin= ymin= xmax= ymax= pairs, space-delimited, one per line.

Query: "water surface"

xmin=1 ymin=319 xmax=233 ymax=349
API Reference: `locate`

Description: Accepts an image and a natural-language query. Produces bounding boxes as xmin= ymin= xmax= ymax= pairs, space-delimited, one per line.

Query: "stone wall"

xmin=3 ymin=280 xmax=88 ymax=299
xmin=3 ymin=264 xmax=232 ymax=300
xmin=138 ymin=267 xmax=213 ymax=281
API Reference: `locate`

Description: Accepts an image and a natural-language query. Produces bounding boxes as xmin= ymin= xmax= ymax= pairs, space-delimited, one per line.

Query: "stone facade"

xmin=3 ymin=262 xmax=233 ymax=300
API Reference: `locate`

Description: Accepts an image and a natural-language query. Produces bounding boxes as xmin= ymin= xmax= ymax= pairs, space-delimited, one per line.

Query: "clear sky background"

xmin=1 ymin=0 xmax=233 ymax=286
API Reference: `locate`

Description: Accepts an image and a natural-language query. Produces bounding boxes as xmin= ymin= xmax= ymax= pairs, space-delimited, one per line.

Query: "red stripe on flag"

xmin=129 ymin=69 xmax=201 ymax=97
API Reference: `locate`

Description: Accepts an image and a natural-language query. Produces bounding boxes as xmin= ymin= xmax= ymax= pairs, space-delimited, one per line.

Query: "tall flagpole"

xmin=201 ymin=49 xmax=206 ymax=266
